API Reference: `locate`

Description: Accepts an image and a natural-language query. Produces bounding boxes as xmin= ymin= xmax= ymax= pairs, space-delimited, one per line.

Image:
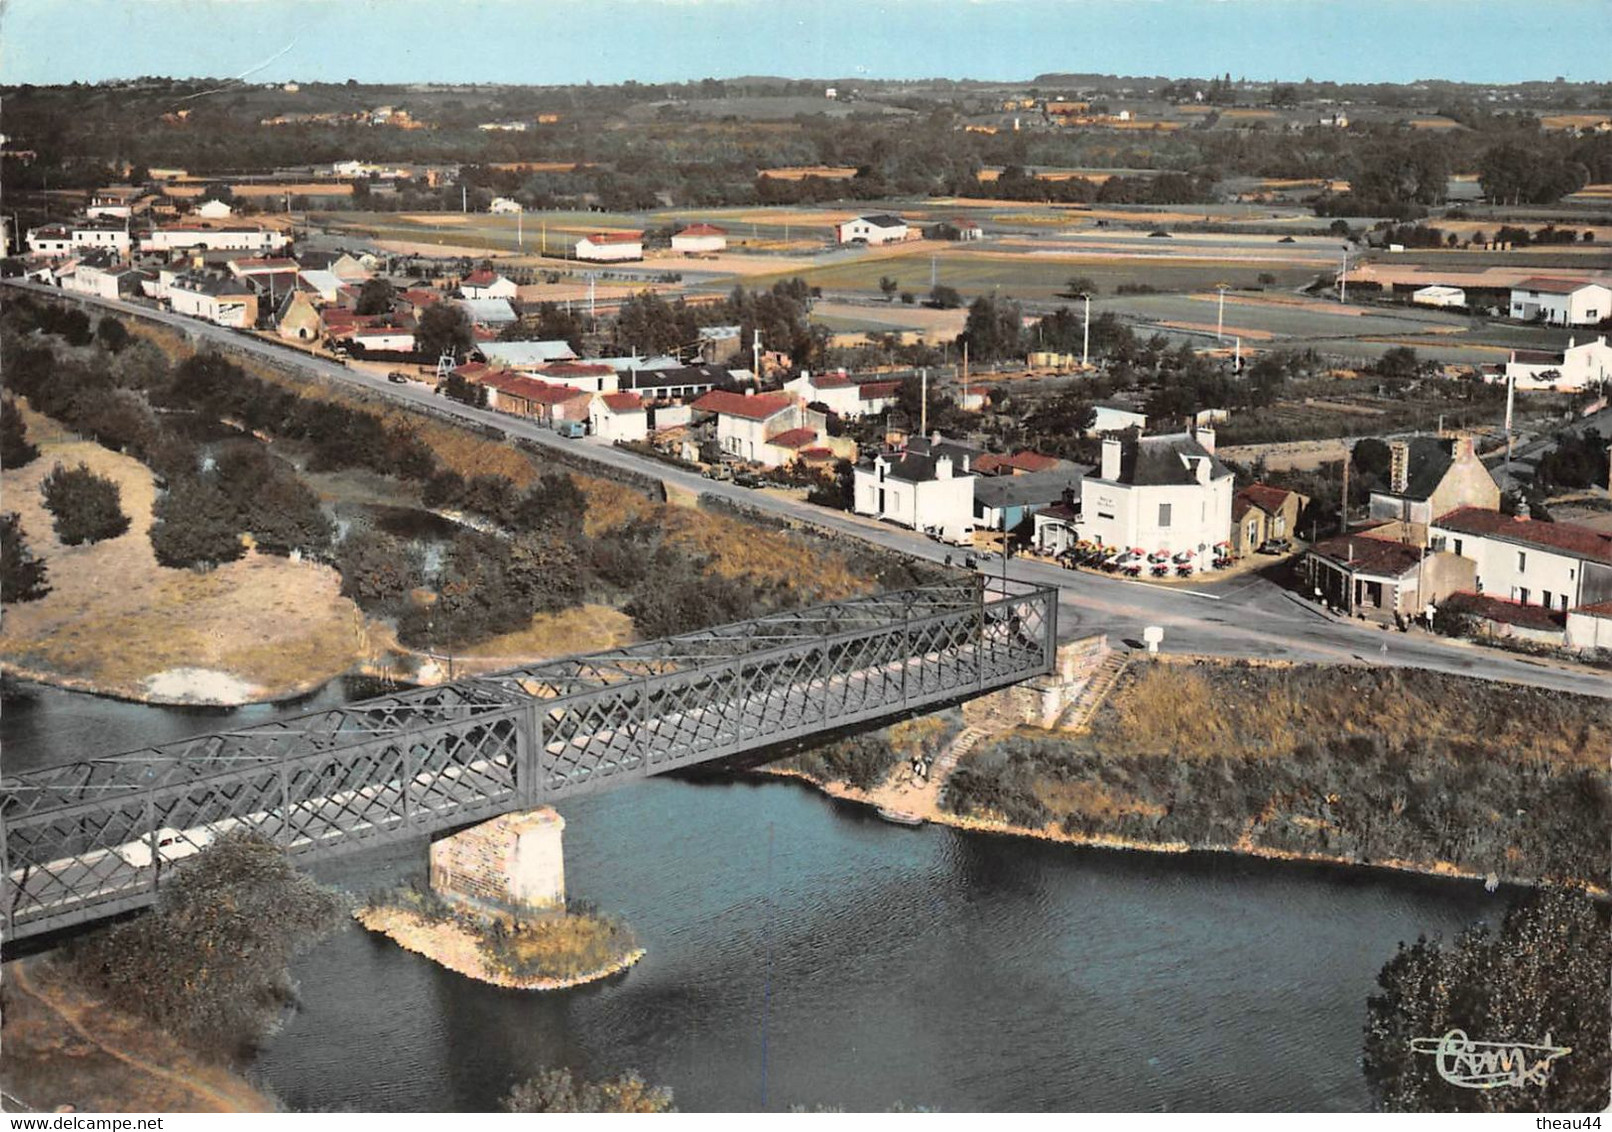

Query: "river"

xmin=1 ymin=679 xmax=1507 ymax=1112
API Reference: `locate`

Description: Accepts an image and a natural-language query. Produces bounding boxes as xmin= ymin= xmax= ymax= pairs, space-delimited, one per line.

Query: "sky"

xmin=0 ymin=0 xmax=1608 ymax=88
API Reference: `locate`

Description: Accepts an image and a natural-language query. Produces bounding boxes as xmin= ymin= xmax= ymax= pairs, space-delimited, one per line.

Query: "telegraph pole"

xmin=753 ymin=328 xmax=762 ymax=378
xmin=1081 ymin=292 xmax=1091 ymax=369
xmin=1338 ymin=245 xmax=1349 ymax=303
xmin=1216 ymin=284 xmax=1228 ymax=342
xmin=920 ymin=367 xmax=928 ymax=437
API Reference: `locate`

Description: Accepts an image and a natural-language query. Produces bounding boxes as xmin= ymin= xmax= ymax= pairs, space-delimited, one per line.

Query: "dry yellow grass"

xmin=454 ymin=604 xmax=636 ymax=660
xmin=0 ymin=402 xmax=366 ymax=702
xmin=659 ymin=506 xmax=869 ymax=601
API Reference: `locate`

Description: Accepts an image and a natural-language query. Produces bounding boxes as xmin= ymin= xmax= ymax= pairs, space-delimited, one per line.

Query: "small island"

xmin=355 ymin=808 xmax=644 ymax=991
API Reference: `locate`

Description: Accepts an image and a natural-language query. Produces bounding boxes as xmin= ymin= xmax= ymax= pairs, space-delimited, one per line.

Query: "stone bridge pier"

xmin=964 ymin=634 xmax=1113 ymax=729
xmin=428 ymin=808 xmax=568 ymax=918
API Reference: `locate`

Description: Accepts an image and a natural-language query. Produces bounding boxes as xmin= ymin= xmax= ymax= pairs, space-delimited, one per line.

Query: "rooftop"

xmin=1512 ymin=277 xmax=1603 ymax=295
xmin=1104 ymin=431 xmax=1231 ymax=487
xmin=1433 ymin=506 xmax=1612 ymax=565
xmin=1308 ymin=533 xmax=1424 ymax=578
xmin=1234 ymin=482 xmax=1301 ymax=520
xmin=693 ymin=390 xmax=796 ymax=421
xmin=766 ymin=427 xmax=819 ymax=450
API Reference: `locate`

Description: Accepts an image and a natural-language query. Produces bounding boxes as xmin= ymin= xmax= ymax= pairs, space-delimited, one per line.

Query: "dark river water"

xmin=1 ymin=679 xmax=1506 ymax=1112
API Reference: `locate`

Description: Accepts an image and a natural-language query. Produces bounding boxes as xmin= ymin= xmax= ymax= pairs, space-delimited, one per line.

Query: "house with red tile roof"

xmin=589 ymin=390 xmax=648 ymax=442
xmin=692 ymin=390 xmax=824 ymax=468
xmin=1508 ymin=277 xmax=1612 ymax=327
xmin=1302 ymin=527 xmax=1475 ymax=621
xmin=671 ymin=223 xmax=727 ymax=254
xmin=536 ymin=360 xmax=619 ymax=393
xmin=459 ymin=268 xmax=518 ymax=300
xmin=1429 ymin=507 xmax=1612 ymax=614
xmin=1231 ymin=483 xmax=1310 ymax=557
xmin=469 ymin=370 xmax=590 ymax=424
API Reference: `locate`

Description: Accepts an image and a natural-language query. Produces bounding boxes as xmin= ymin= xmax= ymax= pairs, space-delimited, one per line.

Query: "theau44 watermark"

xmin=1410 ymin=1029 xmax=1571 ymax=1089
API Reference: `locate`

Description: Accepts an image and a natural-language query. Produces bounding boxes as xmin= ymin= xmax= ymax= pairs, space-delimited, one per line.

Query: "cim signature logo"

xmin=1410 ymin=1030 xmax=1572 ymax=1090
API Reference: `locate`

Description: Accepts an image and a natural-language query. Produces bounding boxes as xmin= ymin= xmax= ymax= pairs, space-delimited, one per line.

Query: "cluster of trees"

xmin=608 ymin=278 xmax=823 ymax=367
xmin=0 ymin=513 xmax=50 ymax=604
xmin=1363 ymin=887 xmax=1609 ymax=1112
xmin=1535 ymin=430 xmax=1611 ymax=491
xmin=1 ymin=397 xmax=40 ymax=468
xmin=66 ymin=832 xmax=347 ymax=1065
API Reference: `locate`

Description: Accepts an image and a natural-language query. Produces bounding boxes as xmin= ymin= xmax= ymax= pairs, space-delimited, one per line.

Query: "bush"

xmin=96 ymin=316 xmax=132 ymax=354
xmin=504 ymin=1068 xmax=674 ymax=1113
xmin=40 ymin=462 xmax=130 ymax=545
xmin=1 ymin=397 xmax=40 ymax=467
xmin=335 ymin=528 xmax=426 ymax=613
xmin=0 ymin=513 xmax=50 ymax=603
xmin=66 ymin=832 xmax=347 ymax=1065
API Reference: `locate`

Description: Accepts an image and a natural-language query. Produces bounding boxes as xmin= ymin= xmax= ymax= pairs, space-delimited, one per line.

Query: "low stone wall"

xmin=967 ymin=634 xmax=1109 ymax=728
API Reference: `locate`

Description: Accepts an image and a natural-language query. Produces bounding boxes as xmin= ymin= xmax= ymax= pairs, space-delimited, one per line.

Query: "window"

xmin=1097 ymin=511 xmax=1115 ymax=521
xmin=1542 ymin=590 xmax=1552 ymax=609
xmin=1453 ymin=538 xmax=1463 ymax=557
xmin=1158 ymin=503 xmax=1172 ymax=528
xmin=1517 ymin=551 xmax=1527 ymax=572
xmin=1586 ymin=310 xmax=1600 ymax=321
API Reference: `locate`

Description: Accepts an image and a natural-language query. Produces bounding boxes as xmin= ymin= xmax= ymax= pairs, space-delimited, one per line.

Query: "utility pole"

xmin=1216 ymin=284 xmax=1228 ymax=342
xmin=920 ymin=367 xmax=928 ymax=436
xmin=517 ymin=209 xmax=523 ymax=250
xmin=1340 ymin=443 xmax=1350 ymax=536
xmin=753 ymin=328 xmax=762 ymax=379
xmin=1081 ymin=293 xmax=1091 ymax=369
xmin=962 ymin=341 xmax=969 ymax=399
xmin=588 ymin=273 xmax=596 ymax=322
xmin=1504 ymin=368 xmax=1516 ymax=491
xmin=462 ymin=184 xmax=467 ymax=214
xmin=931 ymin=255 xmax=937 ymax=289
xmin=1338 ymin=245 xmax=1349 ymax=303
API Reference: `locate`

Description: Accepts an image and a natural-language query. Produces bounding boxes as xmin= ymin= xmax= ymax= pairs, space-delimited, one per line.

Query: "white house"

xmin=1429 ymin=507 xmax=1612 ymax=614
xmin=142 ymin=225 xmax=290 ymax=254
xmin=692 ymin=390 xmax=819 ymax=468
xmin=1498 ymin=336 xmax=1612 ymax=393
xmin=852 ymin=435 xmax=979 ymax=544
xmin=488 ymin=197 xmax=523 ymax=214
xmin=195 ymin=198 xmax=235 ymax=219
xmin=1412 ymin=284 xmax=1466 ymax=308
xmin=671 ymin=223 xmax=727 ymax=254
xmin=459 ymin=268 xmax=519 ymax=300
xmin=835 ymin=214 xmax=909 ymax=245
xmin=62 ymin=254 xmax=143 ymax=301
xmin=351 ymin=325 xmax=417 ymax=353
xmin=785 ymin=371 xmax=860 ymax=416
xmin=1078 ymin=428 xmax=1234 ymax=572
xmin=589 ymin=391 xmax=649 ymax=443
xmin=575 ymin=231 xmax=644 ymax=262
xmin=25 ymin=223 xmax=131 ymax=258
xmin=166 ymin=272 xmax=257 ymax=328
xmin=1509 ymin=278 xmax=1612 ymax=327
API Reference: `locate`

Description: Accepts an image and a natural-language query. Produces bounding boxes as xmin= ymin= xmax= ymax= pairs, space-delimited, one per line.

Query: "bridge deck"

xmin=2 ymin=578 xmax=1056 ymax=942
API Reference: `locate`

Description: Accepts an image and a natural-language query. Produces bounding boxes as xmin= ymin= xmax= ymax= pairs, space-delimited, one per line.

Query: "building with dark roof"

xmin=1302 ymin=530 xmax=1476 ymax=621
xmin=852 ymin=434 xmax=981 ymax=544
xmin=1367 ymin=435 xmax=1500 ymax=543
xmin=1078 ymin=429 xmax=1233 ymax=571
xmin=835 ymin=214 xmax=910 ymax=245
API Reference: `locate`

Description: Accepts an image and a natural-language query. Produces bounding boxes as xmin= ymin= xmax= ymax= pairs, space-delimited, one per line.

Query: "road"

xmin=10 ymin=279 xmax=1610 ymax=701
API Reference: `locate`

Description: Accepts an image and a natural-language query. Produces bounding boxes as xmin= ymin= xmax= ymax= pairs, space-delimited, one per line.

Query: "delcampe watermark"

xmin=1411 ymin=1029 xmax=1572 ymax=1089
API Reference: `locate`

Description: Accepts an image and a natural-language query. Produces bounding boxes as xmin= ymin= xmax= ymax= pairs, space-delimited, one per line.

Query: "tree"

xmin=503 ymin=1068 xmax=674 ymax=1113
xmin=958 ymin=294 xmax=1025 ymax=363
xmin=928 ymin=284 xmax=962 ymax=310
xmin=67 ymin=832 xmax=346 ymax=1064
xmin=96 ymin=315 xmax=132 ymax=354
xmin=0 ymin=513 xmax=50 ymax=603
xmin=59 ymin=308 xmax=93 ymax=347
xmin=150 ymin=475 xmax=246 ymax=569
xmin=334 ymin=528 xmax=426 ymax=613
xmin=1062 ymin=276 xmax=1098 ymax=297
xmin=416 ymin=302 xmax=473 ymax=362
xmin=355 ymin=278 xmax=397 ymax=317
xmin=1362 ymin=887 xmax=1609 ymax=1112
xmin=879 ymin=276 xmax=899 ymax=302
xmin=40 ymin=462 xmax=130 ymax=545
xmin=1 ymin=397 xmax=40 ymax=468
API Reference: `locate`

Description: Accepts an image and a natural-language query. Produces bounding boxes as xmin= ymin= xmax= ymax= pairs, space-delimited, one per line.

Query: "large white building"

xmin=1498 ymin=335 xmax=1612 ymax=393
xmin=692 ymin=390 xmax=822 ymax=469
xmin=852 ymin=435 xmax=980 ymax=544
xmin=589 ymin=391 xmax=649 ymax=443
xmin=835 ymin=214 xmax=909 ymax=245
xmin=166 ymin=272 xmax=257 ymax=328
xmin=26 ymin=222 xmax=131 ymax=258
xmin=1412 ymin=284 xmax=1466 ymax=308
xmin=142 ymin=225 xmax=291 ymax=254
xmin=1508 ymin=277 xmax=1612 ymax=327
xmin=671 ymin=223 xmax=727 ymax=254
xmin=1078 ymin=429 xmax=1234 ymax=572
xmin=1429 ymin=507 xmax=1612 ymax=614
xmin=575 ymin=231 xmax=644 ymax=262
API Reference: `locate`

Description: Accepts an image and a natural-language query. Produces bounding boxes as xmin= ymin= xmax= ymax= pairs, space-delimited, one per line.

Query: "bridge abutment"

xmin=965 ymin=634 xmax=1112 ymax=729
xmin=428 ymin=808 xmax=567 ymax=917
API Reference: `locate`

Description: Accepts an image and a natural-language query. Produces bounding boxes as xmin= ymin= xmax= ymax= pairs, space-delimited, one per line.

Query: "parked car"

xmin=387 ymin=371 xmax=409 ymax=384
xmin=554 ymin=420 xmax=587 ymax=439
xmin=1258 ymin=538 xmax=1293 ymax=555
xmin=733 ymin=472 xmax=763 ymax=488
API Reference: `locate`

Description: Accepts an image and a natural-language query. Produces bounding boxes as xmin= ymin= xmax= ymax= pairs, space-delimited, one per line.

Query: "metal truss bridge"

xmin=2 ymin=579 xmax=1056 ymax=942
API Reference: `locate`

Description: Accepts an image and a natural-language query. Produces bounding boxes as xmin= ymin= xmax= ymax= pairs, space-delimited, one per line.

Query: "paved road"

xmin=10 ymin=279 xmax=1610 ymax=700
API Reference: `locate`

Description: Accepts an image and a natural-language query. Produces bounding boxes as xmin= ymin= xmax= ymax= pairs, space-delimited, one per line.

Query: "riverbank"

xmin=765 ymin=659 xmax=1612 ymax=893
xmin=355 ymin=900 xmax=644 ymax=991
xmin=0 ymin=959 xmax=276 ymax=1114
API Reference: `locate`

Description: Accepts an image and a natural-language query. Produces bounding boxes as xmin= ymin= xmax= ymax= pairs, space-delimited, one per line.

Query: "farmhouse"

xmin=25 ymin=222 xmax=131 ymax=258
xmin=488 ymin=197 xmax=523 ymax=214
xmin=671 ymin=223 xmax=727 ymax=254
xmin=62 ymin=252 xmax=145 ymax=301
xmin=589 ymin=391 xmax=649 ymax=443
xmin=459 ymin=268 xmax=519 ymax=300
xmin=835 ymin=214 xmax=909 ymax=245
xmin=1497 ymin=336 xmax=1612 ymax=393
xmin=1508 ymin=278 xmax=1612 ymax=327
xmin=166 ymin=271 xmax=258 ymax=328
xmin=195 ymin=198 xmax=234 ymax=219
xmin=452 ymin=297 xmax=519 ymax=328
xmin=692 ymin=390 xmax=822 ymax=469
xmin=575 ymin=231 xmax=644 ymax=262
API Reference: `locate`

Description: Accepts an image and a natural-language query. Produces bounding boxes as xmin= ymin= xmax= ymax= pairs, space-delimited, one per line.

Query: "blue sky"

xmin=1 ymin=0 xmax=1607 ymax=87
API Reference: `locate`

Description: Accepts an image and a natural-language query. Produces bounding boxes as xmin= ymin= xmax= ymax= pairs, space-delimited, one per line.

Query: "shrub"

xmin=503 ymin=1068 xmax=674 ymax=1113
xmin=0 ymin=513 xmax=50 ymax=603
xmin=1 ymin=397 xmax=40 ymax=468
xmin=150 ymin=474 xmax=246 ymax=568
xmin=335 ymin=528 xmax=426 ymax=613
xmin=40 ymin=462 xmax=130 ymax=545
xmin=96 ymin=316 xmax=132 ymax=354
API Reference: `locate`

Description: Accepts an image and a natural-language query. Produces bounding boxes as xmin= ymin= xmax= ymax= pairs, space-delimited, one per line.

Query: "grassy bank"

xmin=944 ymin=662 xmax=1611 ymax=888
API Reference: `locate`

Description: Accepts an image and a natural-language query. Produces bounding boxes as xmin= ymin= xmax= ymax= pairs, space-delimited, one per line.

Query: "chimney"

xmin=935 ymin=455 xmax=952 ymax=480
xmin=1452 ymin=435 xmax=1474 ymax=460
xmin=1388 ymin=439 xmax=1410 ymax=494
xmin=1101 ymin=436 xmax=1122 ymax=481
xmin=1196 ymin=424 xmax=1216 ymax=454
xmin=744 ymin=387 xmax=754 ymax=397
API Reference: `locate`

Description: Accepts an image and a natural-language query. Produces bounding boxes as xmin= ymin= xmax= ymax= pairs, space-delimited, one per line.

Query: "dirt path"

xmin=3 ymin=961 xmax=273 ymax=1114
